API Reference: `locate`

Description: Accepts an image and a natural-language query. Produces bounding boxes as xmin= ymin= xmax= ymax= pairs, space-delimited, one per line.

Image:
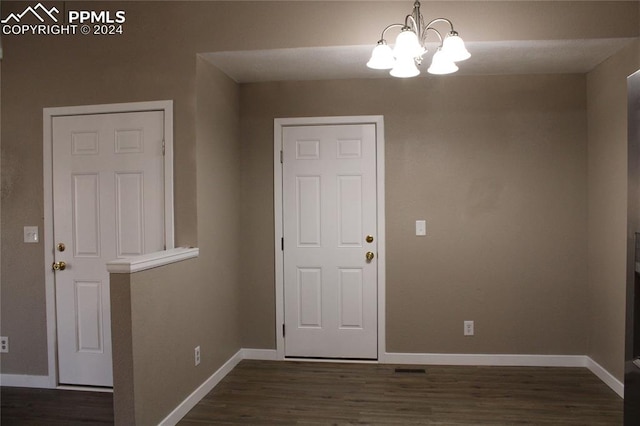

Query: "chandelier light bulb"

xmin=427 ymin=48 xmax=459 ymax=75
xmin=441 ymin=32 xmax=471 ymax=62
xmin=393 ymin=29 xmax=424 ymax=60
xmin=390 ymin=55 xmax=420 ymax=78
xmin=366 ymin=42 xmax=396 ymax=70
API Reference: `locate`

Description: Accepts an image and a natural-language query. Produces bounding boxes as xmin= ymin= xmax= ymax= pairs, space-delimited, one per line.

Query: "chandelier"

xmin=367 ymin=0 xmax=471 ymax=77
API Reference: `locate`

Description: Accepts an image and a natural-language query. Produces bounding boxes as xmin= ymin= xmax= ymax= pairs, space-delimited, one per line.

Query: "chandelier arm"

xmin=425 ymin=17 xmax=455 ymax=33
xmin=379 ymin=23 xmax=405 ymax=41
xmin=403 ymin=14 xmax=421 ymax=42
xmin=404 ymin=14 xmax=419 ymax=31
xmin=423 ymin=26 xmax=444 ymax=46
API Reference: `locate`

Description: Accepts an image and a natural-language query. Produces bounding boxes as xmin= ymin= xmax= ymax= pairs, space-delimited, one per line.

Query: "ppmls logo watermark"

xmin=1 ymin=3 xmax=126 ymax=36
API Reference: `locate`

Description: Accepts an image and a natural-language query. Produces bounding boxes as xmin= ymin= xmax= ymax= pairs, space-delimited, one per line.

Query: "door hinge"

xmin=280 ymin=150 xmax=283 ymax=163
xmin=162 ymin=139 xmax=166 ymax=156
xmin=282 ymin=324 xmax=286 ymax=337
xmin=281 ymin=237 xmax=284 ymax=251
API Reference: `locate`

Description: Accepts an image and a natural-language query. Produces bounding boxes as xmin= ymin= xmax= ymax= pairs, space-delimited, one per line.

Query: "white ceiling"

xmin=202 ymin=38 xmax=635 ymax=83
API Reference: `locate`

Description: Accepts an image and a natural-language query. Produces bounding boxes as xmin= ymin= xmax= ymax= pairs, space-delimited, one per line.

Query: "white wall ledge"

xmin=107 ymin=247 xmax=199 ymax=274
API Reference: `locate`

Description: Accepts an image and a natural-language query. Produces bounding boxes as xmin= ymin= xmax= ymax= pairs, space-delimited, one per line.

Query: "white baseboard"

xmin=0 ymin=374 xmax=52 ymax=388
xmin=158 ymin=349 xmax=244 ymax=426
xmin=56 ymin=385 xmax=113 ymax=393
xmin=585 ymin=357 xmax=624 ymax=398
xmin=382 ymin=352 xmax=623 ymax=398
xmin=381 ymin=352 xmax=587 ymax=367
xmin=241 ymin=348 xmax=278 ymax=360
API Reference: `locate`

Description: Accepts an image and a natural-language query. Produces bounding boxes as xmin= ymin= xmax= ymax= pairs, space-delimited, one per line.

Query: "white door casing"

xmin=275 ymin=116 xmax=386 ymax=360
xmin=44 ymin=101 xmax=174 ymax=388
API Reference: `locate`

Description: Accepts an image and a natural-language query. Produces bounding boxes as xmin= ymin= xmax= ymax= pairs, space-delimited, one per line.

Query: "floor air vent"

xmin=394 ymin=368 xmax=426 ymax=374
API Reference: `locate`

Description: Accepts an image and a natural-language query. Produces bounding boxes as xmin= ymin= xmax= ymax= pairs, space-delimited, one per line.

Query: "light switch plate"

xmin=24 ymin=226 xmax=39 ymax=243
xmin=416 ymin=220 xmax=426 ymax=236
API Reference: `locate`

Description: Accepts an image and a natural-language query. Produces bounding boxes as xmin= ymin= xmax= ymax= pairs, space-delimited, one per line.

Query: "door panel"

xmin=298 ymin=268 xmax=322 ymax=327
xmin=338 ymin=176 xmax=363 ymax=246
xmin=72 ymin=173 xmax=100 ymax=257
xmin=52 ymin=111 xmax=165 ymax=386
xmin=296 ymin=176 xmax=321 ymax=246
xmin=75 ymin=280 xmax=104 ymax=352
xmin=283 ymin=124 xmax=377 ymax=359
xmin=115 ymin=172 xmax=145 ymax=256
xmin=339 ymin=268 xmax=363 ymax=328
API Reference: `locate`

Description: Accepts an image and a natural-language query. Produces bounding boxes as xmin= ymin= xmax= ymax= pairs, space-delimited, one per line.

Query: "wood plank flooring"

xmin=178 ymin=360 xmax=622 ymax=425
xmin=0 ymin=386 xmax=114 ymax=425
xmin=1 ymin=360 xmax=623 ymax=425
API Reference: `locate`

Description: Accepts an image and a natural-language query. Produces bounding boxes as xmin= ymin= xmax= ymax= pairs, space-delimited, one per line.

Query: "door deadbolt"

xmin=57 ymin=243 xmax=66 ymax=252
xmin=366 ymin=235 xmax=374 ymax=243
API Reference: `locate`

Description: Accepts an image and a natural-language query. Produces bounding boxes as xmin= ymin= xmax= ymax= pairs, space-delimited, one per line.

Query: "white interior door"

xmin=282 ymin=124 xmax=378 ymax=359
xmin=52 ymin=111 xmax=165 ymax=386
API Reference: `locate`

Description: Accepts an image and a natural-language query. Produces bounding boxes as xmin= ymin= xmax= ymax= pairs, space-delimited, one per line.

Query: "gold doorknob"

xmin=57 ymin=243 xmax=66 ymax=252
xmin=52 ymin=261 xmax=66 ymax=271
xmin=366 ymin=235 xmax=374 ymax=243
xmin=365 ymin=251 xmax=375 ymax=262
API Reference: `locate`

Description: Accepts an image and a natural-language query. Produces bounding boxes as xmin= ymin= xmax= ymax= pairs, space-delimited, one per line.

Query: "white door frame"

xmin=274 ymin=116 xmax=386 ymax=360
xmin=43 ymin=100 xmax=174 ymax=388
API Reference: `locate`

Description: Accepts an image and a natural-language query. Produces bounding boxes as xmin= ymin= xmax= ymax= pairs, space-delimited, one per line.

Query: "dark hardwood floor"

xmin=178 ymin=360 xmax=623 ymax=425
xmin=0 ymin=386 xmax=113 ymax=425
xmin=1 ymin=360 xmax=623 ymax=425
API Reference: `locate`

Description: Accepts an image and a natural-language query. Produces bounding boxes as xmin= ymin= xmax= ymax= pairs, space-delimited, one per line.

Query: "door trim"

xmin=274 ymin=116 xmax=386 ymax=360
xmin=43 ymin=100 xmax=174 ymax=388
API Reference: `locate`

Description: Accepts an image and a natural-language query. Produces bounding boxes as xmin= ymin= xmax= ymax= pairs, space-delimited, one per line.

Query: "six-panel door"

xmin=283 ymin=124 xmax=378 ymax=359
xmin=52 ymin=111 xmax=165 ymax=386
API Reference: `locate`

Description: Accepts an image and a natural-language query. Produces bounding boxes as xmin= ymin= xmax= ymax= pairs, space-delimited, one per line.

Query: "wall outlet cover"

xmin=464 ymin=320 xmax=474 ymax=336
xmin=23 ymin=226 xmax=39 ymax=243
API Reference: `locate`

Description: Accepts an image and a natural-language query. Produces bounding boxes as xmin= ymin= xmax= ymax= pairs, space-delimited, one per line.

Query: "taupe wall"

xmin=240 ymin=75 xmax=589 ymax=354
xmin=112 ymin=258 xmax=220 ymax=426
xmin=111 ymin=57 xmax=242 ymax=426
xmin=0 ymin=1 xmax=201 ymax=375
xmin=194 ymin=55 xmax=243 ymax=372
xmin=110 ymin=273 xmax=135 ymax=424
xmin=587 ymin=40 xmax=640 ymax=380
xmin=0 ymin=0 xmax=638 ymax=382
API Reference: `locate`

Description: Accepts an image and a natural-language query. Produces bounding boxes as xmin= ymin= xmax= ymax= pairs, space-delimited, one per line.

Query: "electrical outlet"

xmin=464 ymin=321 xmax=474 ymax=336
xmin=194 ymin=346 xmax=200 ymax=366
xmin=1 ymin=336 xmax=8 ymax=353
